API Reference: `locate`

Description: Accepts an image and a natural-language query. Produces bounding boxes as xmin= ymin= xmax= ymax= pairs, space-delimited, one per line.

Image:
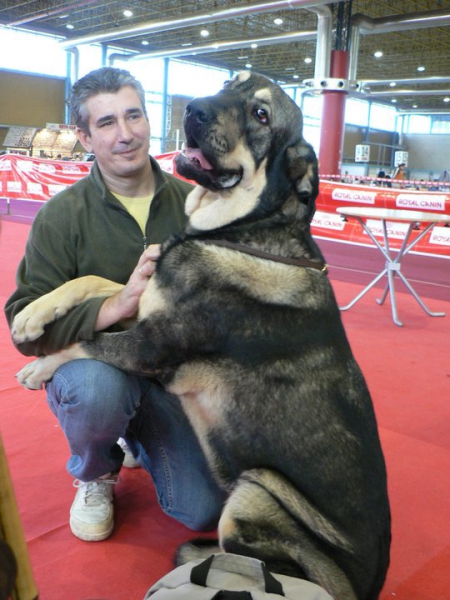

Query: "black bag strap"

xmin=212 ymin=592 xmax=253 ymax=599
xmin=190 ymin=555 xmax=285 ymax=596
xmin=190 ymin=554 xmax=215 ymax=586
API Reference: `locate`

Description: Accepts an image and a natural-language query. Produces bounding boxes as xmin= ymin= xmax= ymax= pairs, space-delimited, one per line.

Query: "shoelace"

xmin=73 ymin=477 xmax=119 ymax=506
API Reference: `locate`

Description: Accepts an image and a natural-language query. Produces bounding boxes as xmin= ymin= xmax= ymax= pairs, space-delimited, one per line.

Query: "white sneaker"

xmin=70 ymin=474 xmax=119 ymax=541
xmin=118 ymin=437 xmax=140 ymax=469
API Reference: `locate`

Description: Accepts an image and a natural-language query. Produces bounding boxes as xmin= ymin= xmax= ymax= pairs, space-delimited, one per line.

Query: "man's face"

xmin=77 ymin=86 xmax=151 ymax=180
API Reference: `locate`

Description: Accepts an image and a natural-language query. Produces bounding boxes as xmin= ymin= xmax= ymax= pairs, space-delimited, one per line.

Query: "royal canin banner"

xmin=1 ymin=153 xmax=449 ymax=257
xmin=313 ymin=180 xmax=450 ymax=257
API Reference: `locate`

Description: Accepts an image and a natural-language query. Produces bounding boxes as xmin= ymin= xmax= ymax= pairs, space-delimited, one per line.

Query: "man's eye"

xmin=254 ymin=108 xmax=269 ymax=124
xmin=100 ymin=120 xmax=113 ymax=127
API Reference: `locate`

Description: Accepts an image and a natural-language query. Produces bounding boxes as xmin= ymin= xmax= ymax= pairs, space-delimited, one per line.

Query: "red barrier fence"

xmin=1 ymin=153 xmax=449 ymax=257
xmin=313 ymin=180 xmax=450 ymax=257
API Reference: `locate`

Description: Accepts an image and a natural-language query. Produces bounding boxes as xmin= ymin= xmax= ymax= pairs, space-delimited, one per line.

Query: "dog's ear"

xmin=285 ymin=140 xmax=319 ymax=222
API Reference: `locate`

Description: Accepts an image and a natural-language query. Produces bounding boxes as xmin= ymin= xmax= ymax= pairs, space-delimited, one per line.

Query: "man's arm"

xmin=5 ymin=208 xmax=159 ymax=356
xmin=94 ymin=246 xmax=160 ymax=331
xmin=4 ymin=215 xmax=100 ymax=357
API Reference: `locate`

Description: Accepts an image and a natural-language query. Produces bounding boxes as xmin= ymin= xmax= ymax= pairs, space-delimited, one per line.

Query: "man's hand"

xmin=95 ymin=244 xmax=161 ymax=331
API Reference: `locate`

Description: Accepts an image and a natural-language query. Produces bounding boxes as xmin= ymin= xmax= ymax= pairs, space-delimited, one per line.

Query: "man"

xmin=5 ymin=67 xmax=224 ymax=542
xmin=391 ymin=162 xmax=406 ymax=188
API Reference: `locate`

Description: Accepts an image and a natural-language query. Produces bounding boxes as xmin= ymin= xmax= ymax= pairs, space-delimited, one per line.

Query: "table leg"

xmin=340 ymin=268 xmax=388 ymax=311
xmin=386 ymin=264 xmax=403 ymax=326
xmin=338 ymin=217 xmax=446 ymax=325
xmin=339 ymin=217 xmax=391 ymax=310
xmin=396 ymin=270 xmax=446 ymax=317
xmin=395 ymin=222 xmax=446 ymax=318
xmin=376 ymin=220 xmax=394 ymax=307
xmin=377 ymin=219 xmax=404 ymax=326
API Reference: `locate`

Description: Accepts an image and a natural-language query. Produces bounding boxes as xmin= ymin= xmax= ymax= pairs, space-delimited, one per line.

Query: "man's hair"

xmin=70 ymin=67 xmax=148 ymax=133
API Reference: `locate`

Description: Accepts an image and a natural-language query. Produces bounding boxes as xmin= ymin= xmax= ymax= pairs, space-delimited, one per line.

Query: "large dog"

xmin=12 ymin=72 xmax=390 ymax=599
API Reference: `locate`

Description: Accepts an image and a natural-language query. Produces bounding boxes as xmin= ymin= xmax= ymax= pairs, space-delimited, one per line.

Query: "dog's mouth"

xmin=177 ymin=144 xmax=243 ymax=191
xmin=182 ymin=147 xmax=214 ymax=171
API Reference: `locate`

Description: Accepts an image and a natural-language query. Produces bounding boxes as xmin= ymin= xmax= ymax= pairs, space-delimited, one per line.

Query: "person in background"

xmin=391 ymin=162 xmax=407 ymax=188
xmin=5 ymin=67 xmax=225 ymax=543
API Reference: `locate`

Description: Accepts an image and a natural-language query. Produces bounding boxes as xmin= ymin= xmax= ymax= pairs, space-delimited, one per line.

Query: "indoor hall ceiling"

xmin=1 ymin=0 xmax=450 ymax=113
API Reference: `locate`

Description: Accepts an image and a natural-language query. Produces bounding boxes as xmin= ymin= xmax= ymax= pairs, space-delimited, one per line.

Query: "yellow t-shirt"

xmin=113 ymin=193 xmax=153 ymax=235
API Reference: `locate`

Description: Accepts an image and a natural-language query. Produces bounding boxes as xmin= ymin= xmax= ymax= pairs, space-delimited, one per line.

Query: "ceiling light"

xmin=391 ymin=99 xmax=397 ymax=103
xmin=274 ymin=18 xmax=283 ymax=25
xmin=66 ymin=23 xmax=74 ymax=30
xmin=123 ymin=10 xmax=133 ymax=18
xmin=417 ymin=66 xmax=425 ymax=72
xmin=444 ymin=97 xmax=450 ymax=103
xmin=141 ymin=40 xmax=149 ymax=46
xmin=304 ymin=57 xmax=312 ymax=64
xmin=293 ymin=75 xmax=299 ymax=79
xmin=251 ymin=43 xmax=258 ymax=49
xmin=200 ymin=29 xmax=210 ymax=37
xmin=285 ymin=67 xmax=295 ymax=71
xmin=181 ymin=43 xmax=192 ymax=47
xmin=245 ymin=63 xmax=252 ymax=69
xmin=238 ymin=55 xmax=248 ymax=60
xmin=413 ymin=104 xmax=418 ymax=108
xmin=389 ymin=82 xmax=396 ymax=87
xmin=374 ymin=51 xmax=383 ymax=58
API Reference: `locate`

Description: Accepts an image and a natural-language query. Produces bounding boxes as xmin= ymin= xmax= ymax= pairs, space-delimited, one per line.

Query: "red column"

xmin=318 ymin=50 xmax=349 ymax=177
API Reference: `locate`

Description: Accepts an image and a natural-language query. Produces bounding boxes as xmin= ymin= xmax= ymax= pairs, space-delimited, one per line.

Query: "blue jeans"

xmin=46 ymin=359 xmax=226 ymax=531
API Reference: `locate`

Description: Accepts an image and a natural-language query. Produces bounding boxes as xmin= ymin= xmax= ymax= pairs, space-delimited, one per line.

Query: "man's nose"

xmin=117 ymin=119 xmax=133 ymax=141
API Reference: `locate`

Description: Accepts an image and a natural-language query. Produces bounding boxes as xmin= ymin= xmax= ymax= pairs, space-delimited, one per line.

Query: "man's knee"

xmin=46 ymin=359 xmax=139 ymax=418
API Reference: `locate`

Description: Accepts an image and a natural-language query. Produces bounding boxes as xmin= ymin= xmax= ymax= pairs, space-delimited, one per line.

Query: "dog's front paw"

xmin=12 ymin=301 xmax=68 ymax=343
xmin=12 ymin=311 xmax=45 ymax=344
xmin=15 ymin=356 xmax=57 ymax=390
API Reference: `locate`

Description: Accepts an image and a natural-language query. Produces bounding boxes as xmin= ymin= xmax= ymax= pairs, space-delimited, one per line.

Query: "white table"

xmin=336 ymin=206 xmax=450 ymax=326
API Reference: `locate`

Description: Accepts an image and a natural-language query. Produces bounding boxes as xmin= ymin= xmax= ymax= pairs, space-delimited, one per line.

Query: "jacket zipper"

xmin=143 ymin=235 xmax=147 ymax=250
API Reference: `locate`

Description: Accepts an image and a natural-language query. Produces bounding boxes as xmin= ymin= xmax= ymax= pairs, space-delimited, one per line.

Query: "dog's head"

xmin=175 ymin=71 xmax=318 ymax=229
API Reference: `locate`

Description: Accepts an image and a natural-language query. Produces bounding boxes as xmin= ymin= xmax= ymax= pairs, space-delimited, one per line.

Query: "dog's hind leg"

xmin=217 ymin=469 xmax=358 ymax=600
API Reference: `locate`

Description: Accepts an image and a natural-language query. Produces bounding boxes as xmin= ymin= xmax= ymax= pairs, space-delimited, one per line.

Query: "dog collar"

xmin=201 ymin=239 xmax=328 ymax=274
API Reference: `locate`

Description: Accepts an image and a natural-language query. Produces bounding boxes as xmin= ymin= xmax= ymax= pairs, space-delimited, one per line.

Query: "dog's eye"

xmin=254 ymin=108 xmax=269 ymax=124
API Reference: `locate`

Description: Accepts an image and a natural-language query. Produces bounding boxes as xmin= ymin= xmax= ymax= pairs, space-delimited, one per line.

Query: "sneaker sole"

xmin=69 ymin=517 xmax=114 ymax=542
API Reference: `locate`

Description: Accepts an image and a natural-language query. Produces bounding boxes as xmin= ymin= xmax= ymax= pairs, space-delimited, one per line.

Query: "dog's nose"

xmin=185 ymin=99 xmax=213 ymax=125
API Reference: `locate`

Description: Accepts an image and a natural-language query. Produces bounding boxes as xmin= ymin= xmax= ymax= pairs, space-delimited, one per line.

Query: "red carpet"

xmin=1 ymin=217 xmax=450 ymax=599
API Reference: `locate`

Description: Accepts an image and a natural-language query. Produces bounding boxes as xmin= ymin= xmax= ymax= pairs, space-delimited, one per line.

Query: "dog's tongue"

xmin=183 ymin=147 xmax=213 ymax=170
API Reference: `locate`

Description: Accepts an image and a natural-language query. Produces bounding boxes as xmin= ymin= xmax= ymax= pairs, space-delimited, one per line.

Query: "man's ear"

xmin=285 ymin=139 xmax=319 ymax=222
xmin=76 ymin=128 xmax=93 ymax=153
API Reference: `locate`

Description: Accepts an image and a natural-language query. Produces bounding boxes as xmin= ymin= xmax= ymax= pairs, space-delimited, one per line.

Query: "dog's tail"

xmin=176 ymin=468 xmax=358 ymax=598
xmin=175 ymin=537 xmax=221 ymax=566
xmin=237 ymin=468 xmax=352 ymax=552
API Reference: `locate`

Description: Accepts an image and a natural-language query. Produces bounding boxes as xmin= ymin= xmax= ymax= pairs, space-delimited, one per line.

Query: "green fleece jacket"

xmin=4 ymin=156 xmax=192 ymax=357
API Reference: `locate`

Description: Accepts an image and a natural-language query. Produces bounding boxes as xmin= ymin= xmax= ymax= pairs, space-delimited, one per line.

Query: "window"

xmin=0 ymin=27 xmax=66 ymax=76
xmin=168 ymin=61 xmax=231 ymax=97
xmin=431 ymin=118 xmax=450 ymax=134
xmin=302 ymin=94 xmax=323 ymax=120
xmin=408 ymin=115 xmax=431 ymax=134
xmin=369 ymin=102 xmax=397 ymax=131
xmin=3 ymin=26 xmax=445 ymax=144
xmin=345 ymin=98 xmax=369 ymax=127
